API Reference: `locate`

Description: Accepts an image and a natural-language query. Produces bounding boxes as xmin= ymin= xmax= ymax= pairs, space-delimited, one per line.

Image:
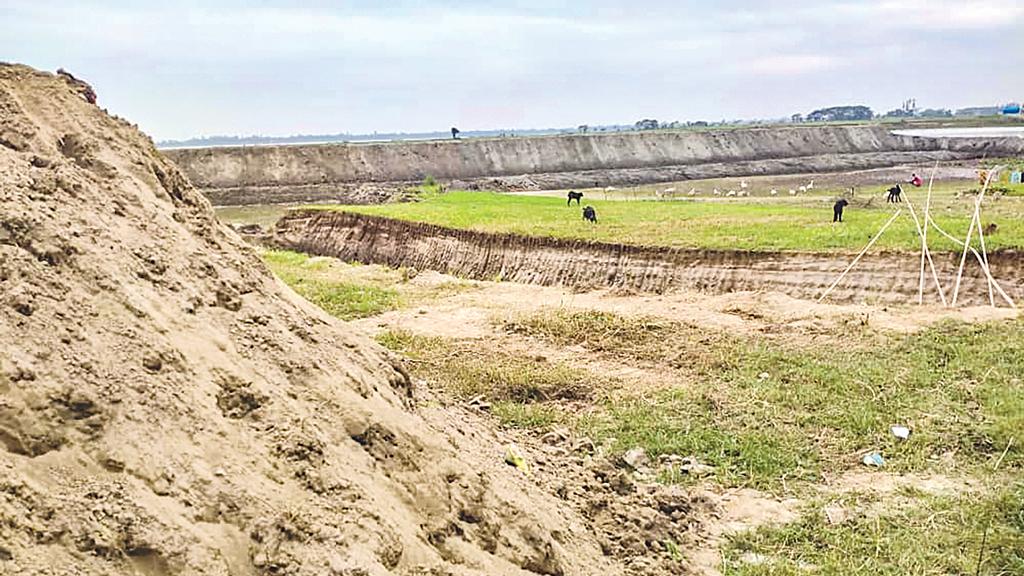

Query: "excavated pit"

xmin=274 ymin=211 xmax=1024 ymax=307
xmin=165 ymin=125 xmax=1024 ymax=205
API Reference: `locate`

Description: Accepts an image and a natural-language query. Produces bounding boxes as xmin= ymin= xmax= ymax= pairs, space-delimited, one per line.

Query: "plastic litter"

xmin=504 ymin=443 xmax=531 ymax=475
xmin=891 ymin=425 xmax=911 ymax=440
xmin=862 ymin=452 xmax=885 ymax=467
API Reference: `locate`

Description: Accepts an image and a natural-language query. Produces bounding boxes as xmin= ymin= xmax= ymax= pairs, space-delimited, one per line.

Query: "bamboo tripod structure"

xmin=819 ymin=165 xmax=1015 ymax=308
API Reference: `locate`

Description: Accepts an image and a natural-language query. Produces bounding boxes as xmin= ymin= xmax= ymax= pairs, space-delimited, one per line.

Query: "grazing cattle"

xmin=833 ymin=199 xmax=849 ymax=222
xmin=567 ymin=190 xmax=583 ymax=206
xmin=770 ymin=189 xmax=778 ymax=196
xmin=886 ymin=184 xmax=903 ymax=203
xmin=583 ymin=205 xmax=597 ymax=223
xmin=789 ymin=189 xmax=797 ymax=195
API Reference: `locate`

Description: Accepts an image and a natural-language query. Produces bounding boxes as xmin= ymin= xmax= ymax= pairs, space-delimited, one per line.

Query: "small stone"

xmin=571 ymin=438 xmax=596 ymax=454
xmin=824 ymin=504 xmax=849 ymax=525
xmin=102 ymin=456 xmax=125 ymax=473
xmin=142 ymin=355 xmax=162 ymax=372
xmin=610 ymin=471 xmax=635 ymax=495
xmin=541 ymin=428 xmax=570 ymax=445
xmin=758 ymin=372 xmax=770 ymax=380
xmin=214 ymin=467 xmax=226 ymax=477
xmin=620 ymin=447 xmax=649 ymax=471
xmin=680 ymin=456 xmax=716 ymax=477
xmin=152 ymin=477 xmax=171 ymax=496
xmin=739 ymin=552 xmax=771 ymax=566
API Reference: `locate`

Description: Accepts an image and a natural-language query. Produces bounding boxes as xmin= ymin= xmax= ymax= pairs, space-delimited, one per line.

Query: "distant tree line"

xmin=805 ymin=105 xmax=874 ymax=122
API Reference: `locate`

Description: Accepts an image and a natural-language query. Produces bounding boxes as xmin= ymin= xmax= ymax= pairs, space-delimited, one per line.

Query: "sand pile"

xmin=0 ymin=64 xmax=619 ymax=575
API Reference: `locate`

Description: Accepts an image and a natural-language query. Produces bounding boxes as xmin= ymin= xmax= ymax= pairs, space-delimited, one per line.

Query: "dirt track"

xmin=274 ymin=211 xmax=1024 ymax=307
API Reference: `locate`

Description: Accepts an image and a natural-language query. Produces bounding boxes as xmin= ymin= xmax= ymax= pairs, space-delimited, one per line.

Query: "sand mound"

xmin=0 ymin=64 xmax=617 ymax=575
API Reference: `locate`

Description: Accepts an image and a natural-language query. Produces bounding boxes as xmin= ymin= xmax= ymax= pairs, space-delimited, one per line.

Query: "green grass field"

xmin=262 ymin=250 xmax=399 ymax=319
xmin=319 ymin=186 xmax=1024 ymax=252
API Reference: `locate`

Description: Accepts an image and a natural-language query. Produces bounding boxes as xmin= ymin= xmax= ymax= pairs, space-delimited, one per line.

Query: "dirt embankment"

xmin=274 ymin=211 xmax=1024 ymax=306
xmin=165 ymin=126 xmax=1024 ymax=205
xmin=1 ymin=64 xmax=648 ymax=575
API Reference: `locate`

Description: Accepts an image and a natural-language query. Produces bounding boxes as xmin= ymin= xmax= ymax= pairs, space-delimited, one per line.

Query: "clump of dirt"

xmin=0 ymin=64 xmax=630 ymax=575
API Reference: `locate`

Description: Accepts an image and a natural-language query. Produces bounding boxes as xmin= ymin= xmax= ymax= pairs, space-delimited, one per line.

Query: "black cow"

xmin=583 ymin=205 xmax=597 ymax=223
xmin=567 ymin=190 xmax=583 ymax=206
xmin=833 ymin=199 xmax=849 ymax=222
xmin=886 ymin=184 xmax=903 ymax=203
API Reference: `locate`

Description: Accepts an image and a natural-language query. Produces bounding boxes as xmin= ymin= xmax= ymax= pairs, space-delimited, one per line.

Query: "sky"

xmin=4 ymin=0 xmax=1022 ymax=141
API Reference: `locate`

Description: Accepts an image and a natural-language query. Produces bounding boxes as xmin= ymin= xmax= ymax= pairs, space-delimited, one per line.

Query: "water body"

xmin=892 ymin=127 xmax=1024 ymax=139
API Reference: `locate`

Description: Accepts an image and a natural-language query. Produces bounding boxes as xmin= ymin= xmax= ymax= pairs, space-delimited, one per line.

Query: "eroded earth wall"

xmin=274 ymin=210 xmax=1024 ymax=306
xmin=165 ymin=125 xmax=1024 ymax=205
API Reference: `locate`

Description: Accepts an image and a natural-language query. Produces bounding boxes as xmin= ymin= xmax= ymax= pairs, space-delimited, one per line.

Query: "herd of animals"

xmin=565 ymin=174 xmax=932 ymax=225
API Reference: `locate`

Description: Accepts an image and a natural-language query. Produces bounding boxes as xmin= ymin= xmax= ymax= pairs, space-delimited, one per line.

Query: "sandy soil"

xmin=352 ymin=271 xmax=1016 ymax=343
xmin=1 ymin=64 xmax=655 ymax=576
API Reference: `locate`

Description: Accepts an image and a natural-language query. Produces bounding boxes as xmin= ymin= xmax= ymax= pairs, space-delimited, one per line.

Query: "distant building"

xmin=955 ymin=106 xmax=1001 ymax=117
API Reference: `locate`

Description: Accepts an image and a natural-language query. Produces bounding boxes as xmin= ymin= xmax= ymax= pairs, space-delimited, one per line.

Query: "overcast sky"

xmin=4 ymin=0 xmax=1022 ymax=140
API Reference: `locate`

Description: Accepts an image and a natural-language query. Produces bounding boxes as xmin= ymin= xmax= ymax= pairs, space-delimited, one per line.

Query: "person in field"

xmin=910 ymin=173 xmax=923 ymax=187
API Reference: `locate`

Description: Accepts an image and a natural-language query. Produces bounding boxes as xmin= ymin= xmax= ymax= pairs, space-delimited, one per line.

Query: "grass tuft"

xmin=724 ymin=482 xmax=1024 ymax=575
xmin=263 ymin=250 xmax=399 ymax=320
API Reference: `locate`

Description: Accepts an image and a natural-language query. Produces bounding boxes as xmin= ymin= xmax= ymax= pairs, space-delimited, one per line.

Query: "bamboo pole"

xmin=818 ymin=209 xmax=902 ymax=303
xmin=919 ymin=161 xmax=938 ymax=304
xmin=952 ymin=169 xmax=997 ymax=306
xmin=928 ymin=217 xmax=1015 ymax=308
xmin=976 ymin=200 xmax=995 ymax=307
xmin=904 ymin=196 xmax=947 ymax=306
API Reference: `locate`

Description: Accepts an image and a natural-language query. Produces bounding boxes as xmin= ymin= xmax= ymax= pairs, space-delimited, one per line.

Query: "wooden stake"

xmin=818 ymin=209 xmax=902 ymax=303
